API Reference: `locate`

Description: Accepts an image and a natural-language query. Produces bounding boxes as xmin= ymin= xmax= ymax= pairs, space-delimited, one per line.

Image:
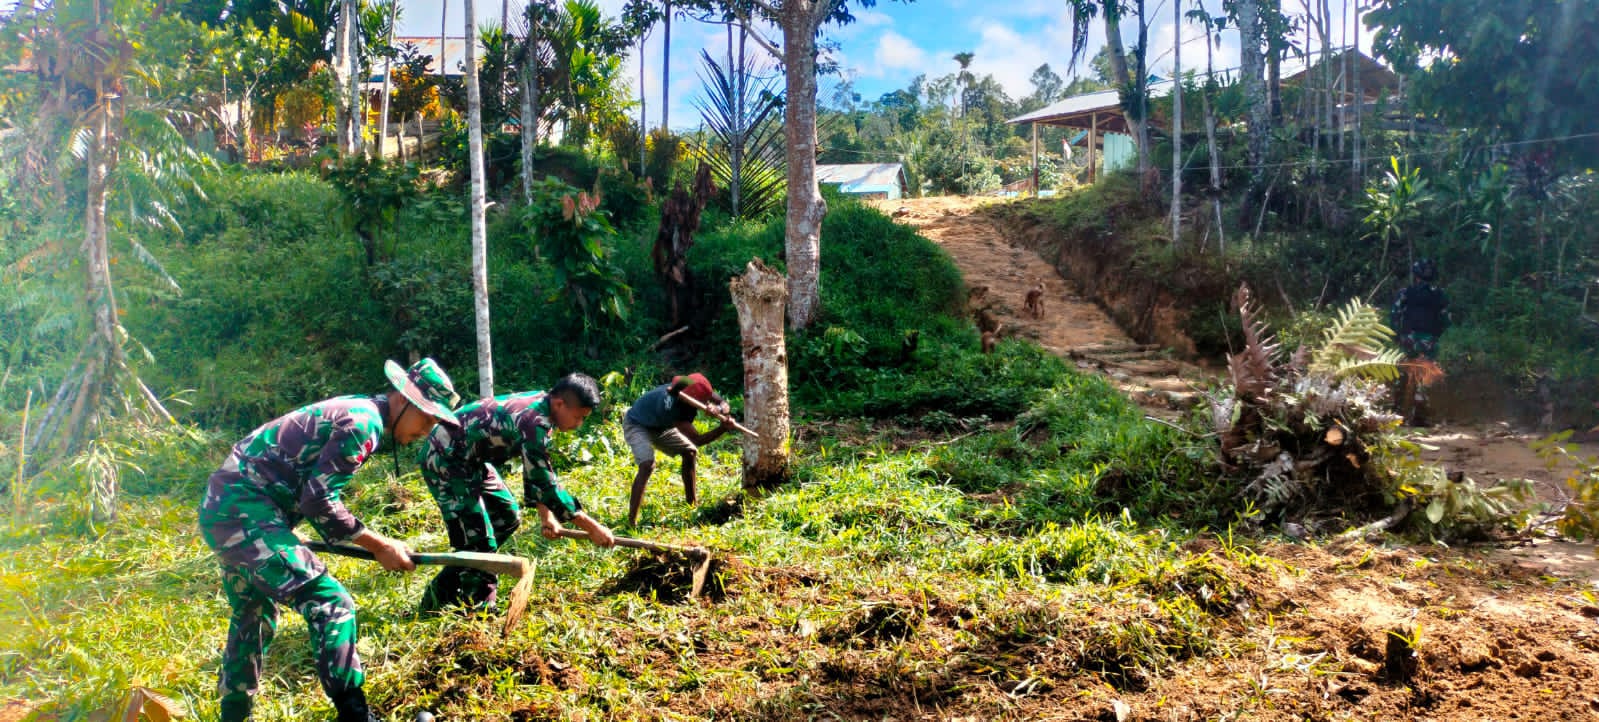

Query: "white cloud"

xmin=850 ymin=9 xmax=895 ymax=28
xmin=874 ymin=31 xmax=930 ymax=74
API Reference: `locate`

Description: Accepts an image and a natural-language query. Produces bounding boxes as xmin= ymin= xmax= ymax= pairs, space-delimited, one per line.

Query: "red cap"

xmin=671 ymin=373 xmax=715 ymax=402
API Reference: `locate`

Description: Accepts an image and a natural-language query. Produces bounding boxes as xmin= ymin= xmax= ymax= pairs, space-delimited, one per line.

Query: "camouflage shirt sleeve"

xmin=520 ymin=414 xmax=583 ymax=523
xmin=301 ymin=410 xmax=379 ymax=542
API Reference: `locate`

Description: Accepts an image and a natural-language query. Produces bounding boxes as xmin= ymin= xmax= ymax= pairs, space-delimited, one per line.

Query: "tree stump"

xmin=730 ymin=259 xmax=791 ymax=491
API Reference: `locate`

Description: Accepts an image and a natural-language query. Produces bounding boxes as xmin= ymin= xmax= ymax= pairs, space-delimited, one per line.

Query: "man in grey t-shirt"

xmin=622 ymin=373 xmax=731 ymax=526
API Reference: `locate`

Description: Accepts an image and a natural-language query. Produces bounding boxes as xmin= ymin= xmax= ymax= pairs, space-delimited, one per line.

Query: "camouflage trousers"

xmin=199 ymin=481 xmax=363 ymax=719
xmin=418 ymin=453 xmax=521 ymax=612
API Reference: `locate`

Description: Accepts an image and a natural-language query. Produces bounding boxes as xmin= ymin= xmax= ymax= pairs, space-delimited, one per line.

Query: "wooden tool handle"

xmin=305 ymin=541 xmax=516 ymax=571
xmin=306 ymin=540 xmax=452 ymax=566
xmin=556 ymin=528 xmax=701 ymax=555
xmin=674 ymin=393 xmax=760 ymax=438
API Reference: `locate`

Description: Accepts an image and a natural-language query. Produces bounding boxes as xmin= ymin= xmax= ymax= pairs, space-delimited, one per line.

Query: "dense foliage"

xmin=1368 ymin=0 xmax=1599 ymax=169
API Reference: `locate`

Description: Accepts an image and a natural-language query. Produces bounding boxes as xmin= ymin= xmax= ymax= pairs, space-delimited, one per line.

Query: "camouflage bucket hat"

xmin=384 ymin=358 xmax=461 ymax=427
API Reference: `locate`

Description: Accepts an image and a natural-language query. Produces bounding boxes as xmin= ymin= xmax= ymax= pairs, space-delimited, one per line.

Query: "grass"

xmin=0 ymin=194 xmax=1249 ymax=719
xmin=0 ymin=353 xmax=1259 ymax=720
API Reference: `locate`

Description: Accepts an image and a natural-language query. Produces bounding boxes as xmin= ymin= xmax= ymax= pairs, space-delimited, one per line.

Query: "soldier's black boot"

xmin=219 ymin=695 xmax=253 ymax=722
xmin=331 ymin=687 xmax=379 ymax=722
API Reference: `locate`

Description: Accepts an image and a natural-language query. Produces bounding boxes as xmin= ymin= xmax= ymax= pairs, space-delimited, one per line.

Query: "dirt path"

xmin=878 ymin=195 xmax=1599 ymax=578
xmin=875 ymin=196 xmax=1211 ymax=414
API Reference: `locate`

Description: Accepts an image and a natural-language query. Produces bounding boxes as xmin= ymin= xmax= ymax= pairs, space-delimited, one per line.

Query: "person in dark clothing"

xmin=1390 ymin=259 xmax=1451 ymax=424
xmin=1390 ymin=258 xmax=1451 ymax=359
xmin=621 ymin=373 xmax=732 ymax=526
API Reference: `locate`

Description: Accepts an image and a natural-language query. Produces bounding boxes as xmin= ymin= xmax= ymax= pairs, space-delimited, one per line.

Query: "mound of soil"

xmin=598 ymin=552 xmax=745 ymax=604
xmin=409 ymin=626 xmax=581 ymax=707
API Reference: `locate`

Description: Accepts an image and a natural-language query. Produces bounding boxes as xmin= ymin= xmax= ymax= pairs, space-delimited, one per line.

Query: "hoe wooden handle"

xmin=305 ymin=541 xmax=528 ymax=577
xmin=675 ymin=393 xmax=760 ymax=438
xmin=555 ymin=529 xmax=706 ymax=557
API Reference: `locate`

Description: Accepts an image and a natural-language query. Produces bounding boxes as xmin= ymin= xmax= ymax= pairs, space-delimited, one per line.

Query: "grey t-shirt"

xmin=624 ymin=385 xmax=698 ymax=430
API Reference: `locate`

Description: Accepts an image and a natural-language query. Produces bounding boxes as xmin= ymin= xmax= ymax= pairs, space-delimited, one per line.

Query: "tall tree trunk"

xmin=731 ymin=21 xmax=746 ymax=217
xmin=1236 ymin=0 xmax=1269 ymax=214
xmin=780 ymin=1 xmax=828 ymax=330
xmin=440 ymin=0 xmax=449 ymax=77
xmin=1134 ymin=0 xmax=1149 ymax=178
xmin=1102 ymin=9 xmax=1147 ymax=167
xmin=1267 ymin=0 xmax=1282 ymax=121
xmin=1204 ymin=22 xmax=1224 ymax=253
xmin=633 ymin=33 xmax=639 ymax=173
xmin=730 ymin=259 xmax=790 ymax=490
xmin=332 ymin=0 xmax=356 ymax=152
xmin=521 ymin=0 xmax=538 ymax=204
xmin=1170 ymin=0 xmax=1181 ymax=247
xmin=1305 ymin=0 xmax=1322 ymax=166
xmin=500 ymin=0 xmax=513 ymax=121
xmin=85 ymin=83 xmax=119 ymax=365
xmin=345 ymin=0 xmax=363 ymax=154
xmin=661 ymin=0 xmax=671 ymax=131
xmin=1351 ymin=0 xmax=1363 ymax=191
xmin=465 ymin=0 xmax=496 ymax=397
xmin=377 ymin=0 xmax=400 ymax=158
xmin=1321 ymin=0 xmax=1334 ymax=155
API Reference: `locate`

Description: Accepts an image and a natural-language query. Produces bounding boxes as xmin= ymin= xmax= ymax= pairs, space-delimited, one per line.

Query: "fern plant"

xmin=1308 ymin=300 xmax=1404 ymax=382
xmin=1207 ymin=284 xmax=1531 ymax=537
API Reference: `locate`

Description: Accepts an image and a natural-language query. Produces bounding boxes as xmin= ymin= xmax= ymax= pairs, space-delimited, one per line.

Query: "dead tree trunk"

xmin=730 ymin=259 xmax=790 ymax=491
xmin=653 ymin=163 xmax=716 ymax=333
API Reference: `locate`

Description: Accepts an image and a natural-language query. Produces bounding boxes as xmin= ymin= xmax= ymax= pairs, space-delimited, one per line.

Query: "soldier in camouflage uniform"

xmin=1390 ymin=258 xmax=1451 ymax=360
xmin=418 ymin=372 xmax=616 ymax=613
xmin=198 ymin=358 xmax=460 ymax=722
xmin=1390 ymin=259 xmax=1451 ymax=425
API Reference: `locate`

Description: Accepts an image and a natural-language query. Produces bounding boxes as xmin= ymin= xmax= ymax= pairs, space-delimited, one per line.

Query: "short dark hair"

xmin=550 ymin=373 xmax=603 ymax=409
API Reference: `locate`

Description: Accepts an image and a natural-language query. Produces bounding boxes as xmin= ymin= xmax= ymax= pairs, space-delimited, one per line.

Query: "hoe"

xmin=306 ymin=541 xmax=536 ymax=635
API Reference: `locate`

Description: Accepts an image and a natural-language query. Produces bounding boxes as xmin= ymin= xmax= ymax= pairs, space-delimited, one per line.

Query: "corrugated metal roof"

xmin=816 ymin=163 xmax=905 ymax=190
xmin=1010 ymin=49 xmax=1395 ymax=128
xmin=1007 ymin=80 xmax=1175 ymax=127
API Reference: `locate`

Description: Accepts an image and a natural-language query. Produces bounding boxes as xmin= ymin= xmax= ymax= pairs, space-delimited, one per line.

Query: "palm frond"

xmin=1226 ymin=284 xmax=1279 ymax=402
xmin=1310 ymin=299 xmax=1399 ymax=381
xmin=691 ymin=48 xmax=787 ymax=219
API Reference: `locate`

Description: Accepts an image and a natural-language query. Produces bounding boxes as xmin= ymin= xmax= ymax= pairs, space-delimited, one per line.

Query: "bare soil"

xmin=854 ymin=195 xmax=1599 ymax=719
xmin=873 ymin=196 xmax=1215 ymax=416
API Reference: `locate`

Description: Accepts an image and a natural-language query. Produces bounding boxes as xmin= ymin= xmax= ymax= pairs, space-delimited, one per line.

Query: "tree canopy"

xmin=1369 ymin=0 xmax=1599 ymax=167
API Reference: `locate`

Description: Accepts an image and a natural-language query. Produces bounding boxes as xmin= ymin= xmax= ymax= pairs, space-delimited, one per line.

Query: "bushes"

xmin=123 ymin=165 xmax=663 ymax=432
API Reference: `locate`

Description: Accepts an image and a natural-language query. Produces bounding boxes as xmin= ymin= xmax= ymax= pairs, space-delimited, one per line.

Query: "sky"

xmin=395 ymin=0 xmax=1379 ymax=132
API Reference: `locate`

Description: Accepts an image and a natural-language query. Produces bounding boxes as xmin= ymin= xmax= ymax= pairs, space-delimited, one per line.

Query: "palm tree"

xmin=1064 ymin=1 xmax=1149 ymax=172
xmin=952 ymin=51 xmax=974 ymax=117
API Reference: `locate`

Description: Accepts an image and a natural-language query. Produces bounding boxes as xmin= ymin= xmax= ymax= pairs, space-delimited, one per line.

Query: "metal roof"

xmin=1007 ymin=49 xmax=1396 ymax=130
xmin=815 ymin=163 xmax=906 ymax=190
xmin=1006 ymin=80 xmax=1175 ymax=130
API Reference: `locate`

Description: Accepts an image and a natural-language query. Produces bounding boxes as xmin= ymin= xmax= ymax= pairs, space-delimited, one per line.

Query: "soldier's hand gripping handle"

xmin=351 ymin=530 xmax=417 ymax=572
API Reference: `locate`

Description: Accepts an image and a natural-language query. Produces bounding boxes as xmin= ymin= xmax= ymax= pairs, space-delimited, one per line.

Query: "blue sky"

xmin=395 ymin=0 xmax=1375 ymax=132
